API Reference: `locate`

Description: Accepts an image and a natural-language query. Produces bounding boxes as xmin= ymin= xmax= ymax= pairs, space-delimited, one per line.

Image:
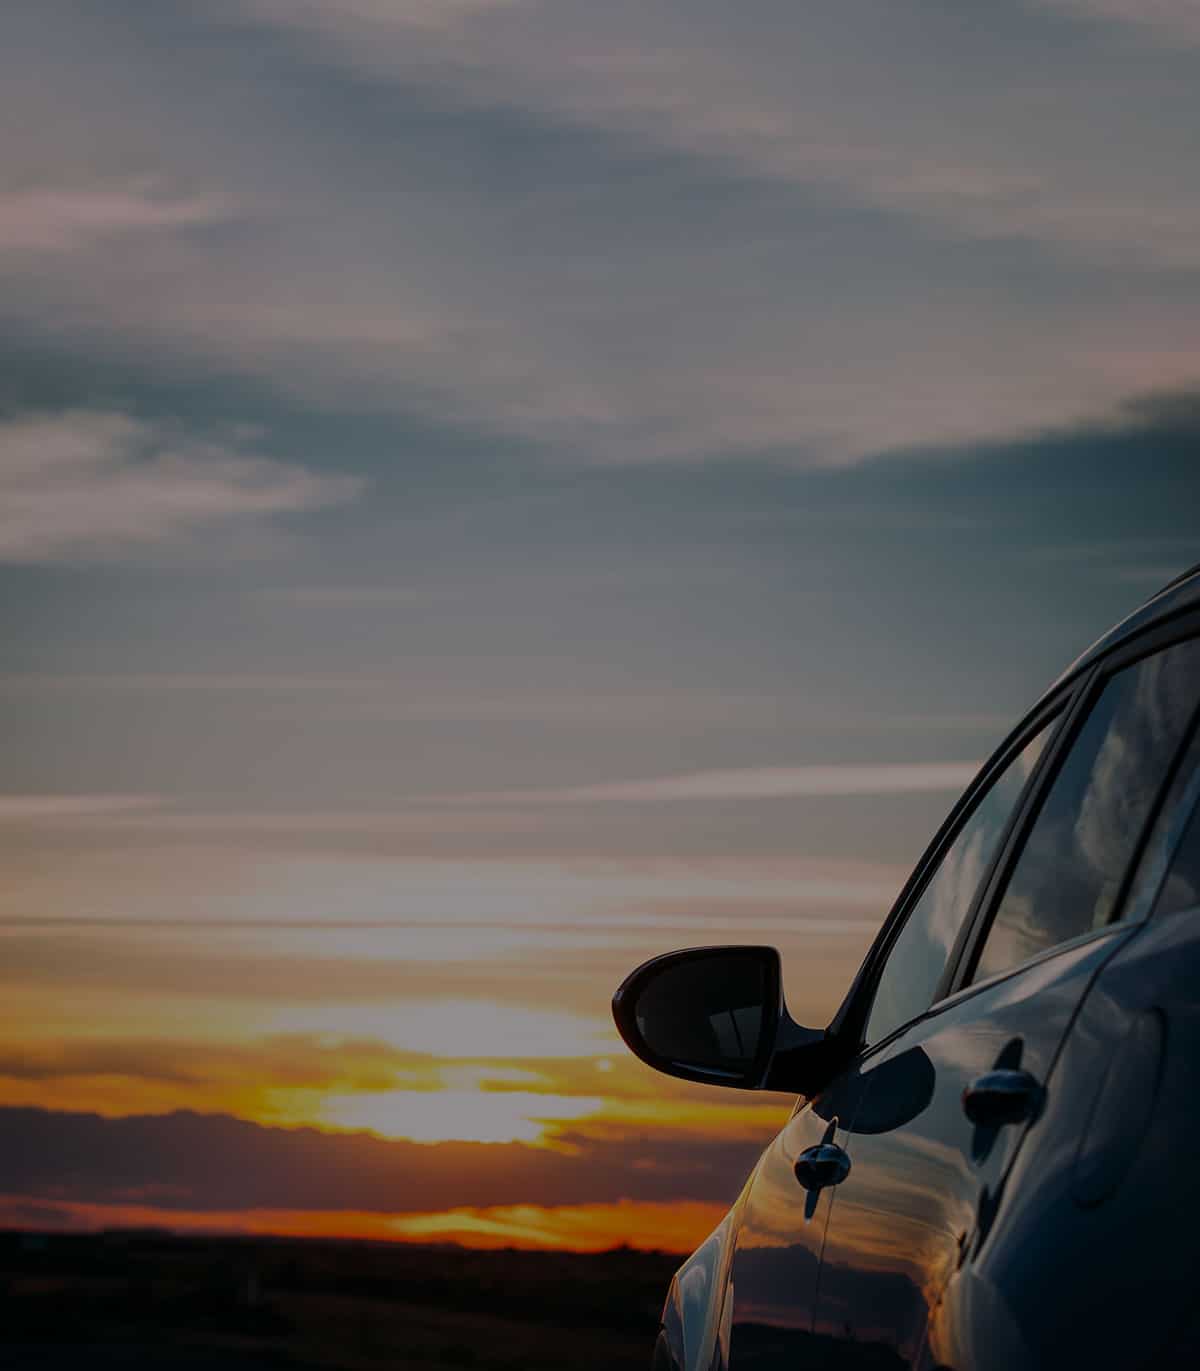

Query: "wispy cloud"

xmin=1025 ymin=535 xmax=1199 ymax=590
xmin=231 ymin=0 xmax=1200 ymax=270
xmin=449 ymin=762 xmax=980 ymax=806
xmin=0 ymin=182 xmax=237 ymax=255
xmin=0 ymin=764 xmax=976 ymax=830
xmin=80 ymin=808 xmax=551 ymax=838
xmin=239 ymin=0 xmax=525 ymax=39
xmin=0 ymin=411 xmax=362 ymax=562
xmin=256 ymin=585 xmax=433 ymax=608
xmin=1034 ymin=0 xmax=1200 ymax=46
xmin=0 ymin=794 xmax=161 ymax=822
xmin=4 ymin=5 xmax=1199 ymax=466
xmin=0 ymin=673 xmax=1014 ymax=734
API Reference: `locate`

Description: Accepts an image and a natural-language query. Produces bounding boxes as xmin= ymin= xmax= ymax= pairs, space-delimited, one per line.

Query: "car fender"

xmin=921 ymin=1261 xmax=1036 ymax=1371
xmin=659 ymin=1170 xmax=757 ymax=1371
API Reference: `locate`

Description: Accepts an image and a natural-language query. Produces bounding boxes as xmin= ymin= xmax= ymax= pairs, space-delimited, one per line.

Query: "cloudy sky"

xmin=3 ymin=0 xmax=1199 ymax=1250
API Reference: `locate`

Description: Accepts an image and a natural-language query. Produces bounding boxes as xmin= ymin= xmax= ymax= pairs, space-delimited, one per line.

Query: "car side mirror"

xmin=612 ymin=945 xmax=828 ymax=1091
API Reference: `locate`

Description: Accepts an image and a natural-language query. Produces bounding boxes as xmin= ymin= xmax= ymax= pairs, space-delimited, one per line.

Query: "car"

xmin=613 ymin=563 xmax=1200 ymax=1371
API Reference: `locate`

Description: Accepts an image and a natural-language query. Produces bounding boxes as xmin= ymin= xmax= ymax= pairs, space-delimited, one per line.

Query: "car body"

xmin=613 ymin=564 xmax=1200 ymax=1371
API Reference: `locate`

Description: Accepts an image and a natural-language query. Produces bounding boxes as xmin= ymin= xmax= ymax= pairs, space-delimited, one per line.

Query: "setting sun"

xmin=317 ymin=1088 xmax=606 ymax=1145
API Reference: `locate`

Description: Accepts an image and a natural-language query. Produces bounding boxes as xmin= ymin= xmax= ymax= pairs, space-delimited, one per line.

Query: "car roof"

xmin=1051 ymin=559 xmax=1200 ymax=691
xmin=824 ymin=558 xmax=1200 ymax=1048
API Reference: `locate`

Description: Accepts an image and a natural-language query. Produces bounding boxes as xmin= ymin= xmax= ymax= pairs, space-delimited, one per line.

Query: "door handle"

xmin=793 ymin=1141 xmax=852 ymax=1192
xmin=793 ymin=1119 xmax=850 ymax=1219
xmin=962 ymin=1068 xmax=1042 ymax=1128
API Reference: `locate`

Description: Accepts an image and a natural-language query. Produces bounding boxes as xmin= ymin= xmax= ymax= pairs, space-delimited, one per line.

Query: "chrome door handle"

xmin=793 ymin=1141 xmax=852 ymax=1192
xmin=962 ymin=1068 xmax=1042 ymax=1127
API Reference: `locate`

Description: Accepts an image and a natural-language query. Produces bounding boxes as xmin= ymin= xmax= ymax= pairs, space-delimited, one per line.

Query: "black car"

xmin=614 ymin=564 xmax=1200 ymax=1371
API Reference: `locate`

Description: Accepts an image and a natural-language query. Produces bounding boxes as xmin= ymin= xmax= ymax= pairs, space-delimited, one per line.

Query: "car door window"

xmin=1152 ymin=733 xmax=1200 ymax=918
xmin=972 ymin=637 xmax=1200 ymax=984
xmin=1118 ymin=716 xmax=1200 ymax=922
xmin=864 ymin=723 xmax=1052 ymax=1046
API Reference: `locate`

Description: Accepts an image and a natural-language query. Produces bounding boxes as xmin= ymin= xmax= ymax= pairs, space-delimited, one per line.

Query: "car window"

xmin=864 ymin=723 xmax=1052 ymax=1046
xmin=1155 ymin=797 xmax=1200 ymax=917
xmin=972 ymin=638 xmax=1200 ymax=984
xmin=1152 ymin=736 xmax=1200 ymax=919
xmin=1122 ymin=719 xmax=1200 ymax=922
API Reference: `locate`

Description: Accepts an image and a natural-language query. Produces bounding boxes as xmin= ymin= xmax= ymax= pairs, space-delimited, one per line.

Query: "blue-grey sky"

xmin=2 ymin=0 xmax=1200 ymax=1246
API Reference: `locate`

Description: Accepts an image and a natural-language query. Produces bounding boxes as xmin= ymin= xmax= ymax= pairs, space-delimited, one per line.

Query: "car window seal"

xmin=952 ymin=626 xmax=1200 ymax=993
xmin=831 ymin=687 xmax=1076 ymax=1055
xmin=852 ymin=921 xmax=1134 ymax=1070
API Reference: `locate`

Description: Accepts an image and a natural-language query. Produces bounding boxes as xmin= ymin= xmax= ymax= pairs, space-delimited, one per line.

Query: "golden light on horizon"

xmin=0 ymin=1193 xmax=730 ymax=1254
xmin=265 ymin=1000 xmax=616 ymax=1062
xmin=316 ymin=1087 xmax=606 ymax=1144
xmin=1 ymin=847 xmax=881 ymax=1250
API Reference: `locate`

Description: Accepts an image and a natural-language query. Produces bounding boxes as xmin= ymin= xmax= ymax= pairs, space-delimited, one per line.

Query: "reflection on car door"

xmin=927 ymin=722 xmax=1200 ymax=1371
xmin=719 ymin=1094 xmax=855 ymax=1367
xmin=812 ymin=635 xmax=1200 ymax=1369
xmin=721 ymin=705 xmax=1059 ymax=1366
xmin=815 ymin=933 xmax=1129 ymax=1367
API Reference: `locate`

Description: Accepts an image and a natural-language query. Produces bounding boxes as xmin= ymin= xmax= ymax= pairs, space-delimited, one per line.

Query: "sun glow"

xmin=0 ymin=1194 xmax=729 ymax=1253
xmin=317 ymin=1087 xmax=605 ymax=1144
xmin=267 ymin=1000 xmax=613 ymax=1061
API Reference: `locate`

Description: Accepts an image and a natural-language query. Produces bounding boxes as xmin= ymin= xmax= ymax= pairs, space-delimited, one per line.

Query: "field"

xmin=0 ymin=1230 xmax=679 ymax=1370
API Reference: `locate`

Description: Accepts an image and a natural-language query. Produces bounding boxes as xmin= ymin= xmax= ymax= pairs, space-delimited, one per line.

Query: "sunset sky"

xmin=4 ymin=0 xmax=1200 ymax=1253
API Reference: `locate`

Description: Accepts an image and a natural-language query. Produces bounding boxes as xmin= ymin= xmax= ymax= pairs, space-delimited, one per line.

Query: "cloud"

xmin=0 ymin=1192 xmax=727 ymax=1250
xmin=1034 ymin=0 xmax=1200 ymax=46
xmin=0 ymin=1106 xmax=764 ymax=1212
xmin=0 ymin=794 xmax=161 ymax=822
xmin=383 ymin=1198 xmax=725 ymax=1251
xmin=229 ymin=0 xmax=1200 ymax=269
xmin=241 ymin=0 xmax=524 ymax=39
xmin=0 ymin=1030 xmax=800 ymax=1158
xmin=450 ymin=763 xmax=980 ymax=806
xmin=0 ymin=904 xmax=876 ymax=1007
xmin=0 ymin=1034 xmax=402 ymax=1092
xmin=0 ymin=764 xmax=974 ymax=834
xmin=256 ymin=585 xmax=433 ymax=608
xmin=4 ymin=5 xmax=1200 ymax=467
xmin=0 ymin=410 xmax=362 ymax=562
xmin=0 ymin=182 xmax=237 ymax=255
xmin=0 ymin=1032 xmax=782 ymax=1113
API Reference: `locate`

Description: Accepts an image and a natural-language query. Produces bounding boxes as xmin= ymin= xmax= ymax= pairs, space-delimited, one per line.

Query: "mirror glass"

xmin=634 ymin=952 xmax=769 ymax=1075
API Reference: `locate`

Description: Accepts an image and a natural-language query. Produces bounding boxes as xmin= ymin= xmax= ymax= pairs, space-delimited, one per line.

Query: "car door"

xmin=811 ymin=632 xmax=1200 ymax=1370
xmin=925 ymin=675 xmax=1200 ymax=1371
xmin=720 ymin=691 xmax=1067 ymax=1369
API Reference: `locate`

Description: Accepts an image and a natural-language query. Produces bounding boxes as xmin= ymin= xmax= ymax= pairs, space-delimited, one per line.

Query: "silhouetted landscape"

xmin=1 ymin=1230 xmax=678 ymax=1370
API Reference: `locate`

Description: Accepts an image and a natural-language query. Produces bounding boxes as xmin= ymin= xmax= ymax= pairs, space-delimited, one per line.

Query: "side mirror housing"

xmin=612 ymin=945 xmax=828 ymax=1092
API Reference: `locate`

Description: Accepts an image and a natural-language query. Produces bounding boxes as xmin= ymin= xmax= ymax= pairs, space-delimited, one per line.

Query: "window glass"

xmin=1127 ymin=722 xmax=1200 ymax=922
xmin=865 ymin=725 xmax=1050 ymax=1046
xmin=973 ymin=638 xmax=1200 ymax=984
xmin=1152 ymin=742 xmax=1200 ymax=919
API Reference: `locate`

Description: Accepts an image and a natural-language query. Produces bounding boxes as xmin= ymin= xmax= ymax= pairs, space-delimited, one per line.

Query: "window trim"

xmin=1146 ymin=722 xmax=1200 ymax=922
xmin=938 ymin=919 xmax=1127 ymax=1013
xmin=948 ymin=616 xmax=1200 ymax=998
xmin=854 ymin=920 xmax=1132 ymax=1071
xmin=938 ymin=686 xmax=1096 ymax=1004
xmin=824 ymin=606 xmax=1200 ymax=1066
xmin=833 ymin=687 xmax=1074 ymax=1054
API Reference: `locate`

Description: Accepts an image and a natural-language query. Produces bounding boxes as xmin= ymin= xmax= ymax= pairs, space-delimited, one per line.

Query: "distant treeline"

xmin=0 ymin=1228 xmax=679 ymax=1370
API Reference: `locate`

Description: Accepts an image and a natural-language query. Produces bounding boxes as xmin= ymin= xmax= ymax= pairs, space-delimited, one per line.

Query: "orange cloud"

xmin=0 ymin=1106 xmax=767 ymax=1216
xmin=0 ymin=1032 xmax=791 ymax=1147
xmin=0 ymin=1192 xmax=724 ymax=1254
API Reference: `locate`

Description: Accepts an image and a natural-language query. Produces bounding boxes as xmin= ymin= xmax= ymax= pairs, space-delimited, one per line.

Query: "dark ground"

xmin=0 ymin=1229 xmax=679 ymax=1370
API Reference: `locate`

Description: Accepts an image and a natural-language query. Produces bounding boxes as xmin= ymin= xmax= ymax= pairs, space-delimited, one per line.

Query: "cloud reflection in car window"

xmin=975 ymin=638 xmax=1200 ymax=982
xmin=865 ymin=727 xmax=1050 ymax=1046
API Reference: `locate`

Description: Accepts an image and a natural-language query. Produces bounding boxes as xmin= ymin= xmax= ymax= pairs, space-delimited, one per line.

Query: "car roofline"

xmin=1157 ymin=559 xmax=1200 ymax=596
xmin=1048 ymin=559 xmax=1200 ymax=693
